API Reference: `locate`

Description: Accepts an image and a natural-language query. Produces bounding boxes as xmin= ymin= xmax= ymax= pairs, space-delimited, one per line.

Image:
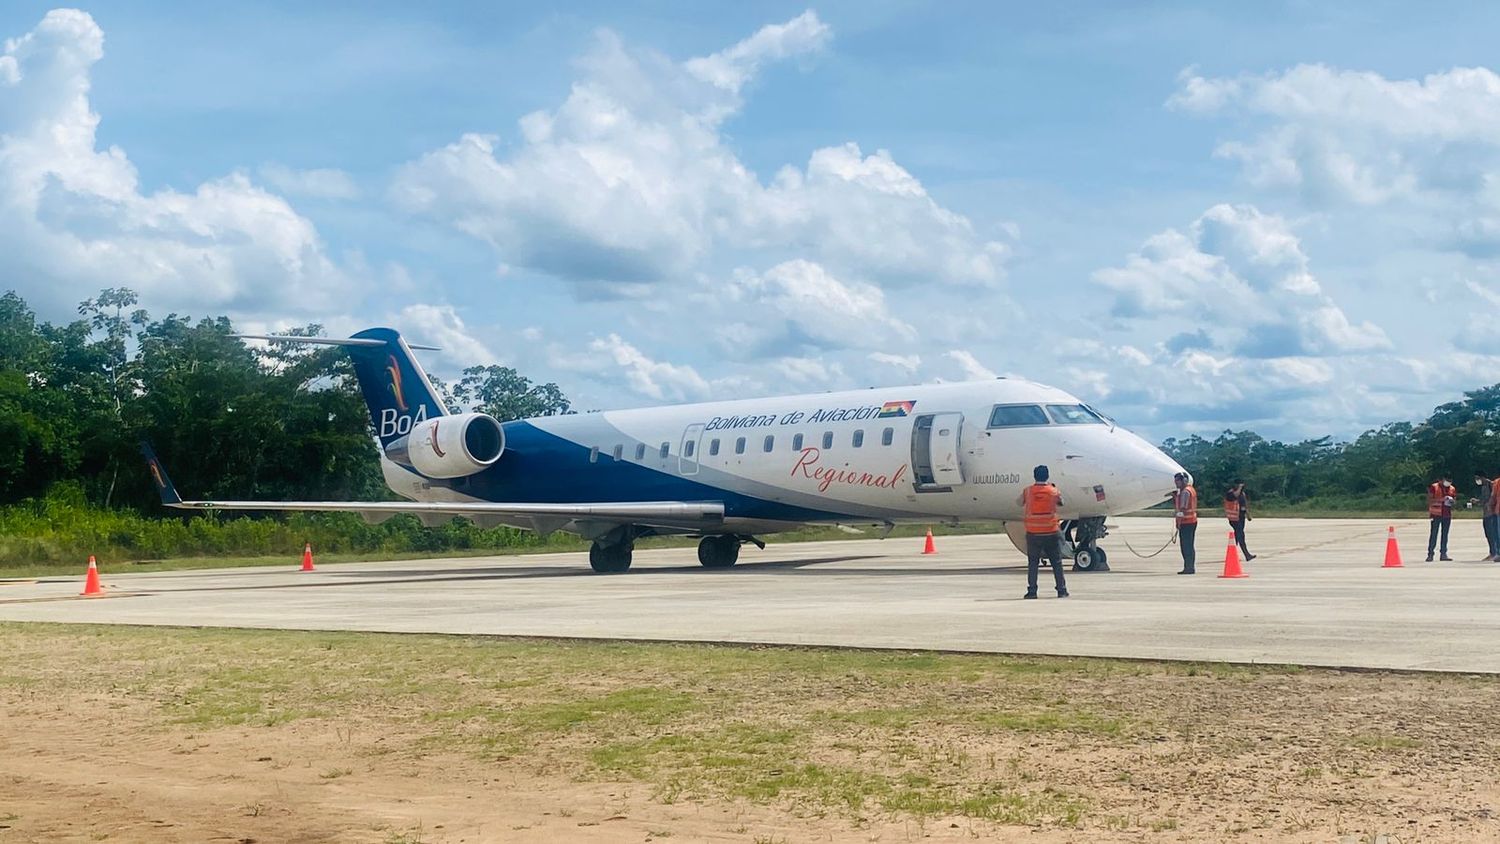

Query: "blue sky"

xmin=2 ymin=2 xmax=1496 ymax=441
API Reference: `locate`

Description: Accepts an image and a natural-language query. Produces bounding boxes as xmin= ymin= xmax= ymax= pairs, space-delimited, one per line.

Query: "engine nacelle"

xmin=384 ymin=412 xmax=505 ymax=479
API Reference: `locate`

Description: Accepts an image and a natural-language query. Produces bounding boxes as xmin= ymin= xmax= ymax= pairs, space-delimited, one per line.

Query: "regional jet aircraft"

xmin=143 ymin=328 xmax=1186 ymax=573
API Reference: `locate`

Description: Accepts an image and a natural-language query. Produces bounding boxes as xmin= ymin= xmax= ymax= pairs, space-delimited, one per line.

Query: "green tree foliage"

xmin=453 ymin=364 xmax=571 ymax=421
xmin=1162 ymin=389 xmax=1500 ymax=511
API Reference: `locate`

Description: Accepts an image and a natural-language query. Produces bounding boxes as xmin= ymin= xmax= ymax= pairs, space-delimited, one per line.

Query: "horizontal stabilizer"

xmin=231 ymin=334 xmax=441 ymax=351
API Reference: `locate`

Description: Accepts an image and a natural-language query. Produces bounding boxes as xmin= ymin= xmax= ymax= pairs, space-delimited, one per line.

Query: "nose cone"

xmin=1103 ymin=431 xmax=1187 ymax=515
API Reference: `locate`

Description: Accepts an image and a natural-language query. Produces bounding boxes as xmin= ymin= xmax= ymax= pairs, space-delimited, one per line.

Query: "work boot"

xmin=1441 ymin=555 xmax=1453 ymax=561
xmin=1245 ymin=554 xmax=1257 ymax=561
xmin=1426 ymin=554 xmax=1434 ymax=562
xmin=1177 ymin=569 xmax=1195 ymax=575
xmin=1023 ymin=590 xmax=1038 ymax=600
xmin=1056 ymin=589 xmax=1069 ymax=598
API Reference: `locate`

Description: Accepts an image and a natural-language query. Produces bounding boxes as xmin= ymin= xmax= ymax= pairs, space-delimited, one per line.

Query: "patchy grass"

xmin=1 ymin=622 xmax=1496 ymax=836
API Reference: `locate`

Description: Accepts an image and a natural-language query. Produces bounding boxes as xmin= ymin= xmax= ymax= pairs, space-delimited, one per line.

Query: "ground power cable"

xmin=1115 ymin=521 xmax=1179 ymax=558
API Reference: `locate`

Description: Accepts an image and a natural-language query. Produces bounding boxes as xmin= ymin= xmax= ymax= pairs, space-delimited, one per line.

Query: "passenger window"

xmin=988 ymin=404 xmax=1050 ymax=428
xmin=659 ymin=442 xmax=670 ymax=458
xmin=684 ymin=440 xmax=696 ymax=458
xmin=882 ymin=427 xmax=894 ymax=446
xmin=612 ymin=444 xmax=623 ymax=461
xmin=635 ymin=443 xmax=646 ymax=460
xmin=792 ymin=433 xmax=804 ymax=451
xmin=763 ymin=435 xmax=775 ymax=452
xmin=709 ymin=439 xmax=720 ymax=456
xmin=1045 ymin=404 xmax=1106 ymax=425
xmin=822 ymin=431 xmax=833 ymax=449
xmin=735 ymin=437 xmax=746 ymax=454
xmin=852 ymin=430 xmax=864 ymax=448
xmin=588 ymin=447 xmax=599 ymax=464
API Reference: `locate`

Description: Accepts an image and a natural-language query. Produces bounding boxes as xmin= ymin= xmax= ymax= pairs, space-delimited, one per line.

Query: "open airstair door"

xmin=911 ymin=412 xmax=965 ymax=491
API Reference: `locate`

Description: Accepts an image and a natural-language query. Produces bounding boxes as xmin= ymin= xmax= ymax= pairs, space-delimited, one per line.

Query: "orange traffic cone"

xmin=1218 ymin=531 xmax=1247 ymax=579
xmin=921 ymin=529 xmax=937 ymax=555
xmin=81 ymin=555 xmax=103 ymax=596
xmin=300 ymin=543 xmax=315 ymax=572
xmin=1382 ymin=526 xmax=1403 ymax=568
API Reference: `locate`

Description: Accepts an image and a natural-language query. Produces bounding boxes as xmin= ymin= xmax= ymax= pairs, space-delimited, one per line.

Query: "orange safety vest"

xmin=1023 ymin=483 xmax=1062 ymax=534
xmin=1224 ymin=493 xmax=1241 ymax=522
xmin=1427 ymin=483 xmax=1449 ymax=518
xmin=1175 ymin=486 xmax=1198 ymax=526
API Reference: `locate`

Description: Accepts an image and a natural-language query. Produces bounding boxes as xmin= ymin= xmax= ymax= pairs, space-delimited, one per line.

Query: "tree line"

xmin=1 ymin=287 xmax=1494 ymax=564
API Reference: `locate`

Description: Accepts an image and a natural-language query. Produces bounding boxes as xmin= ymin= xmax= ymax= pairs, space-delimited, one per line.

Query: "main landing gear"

xmin=1065 ymin=516 xmax=1110 ymax=572
xmin=588 ymin=540 xmax=634 ymax=573
xmin=697 ymin=535 xmax=741 ymax=568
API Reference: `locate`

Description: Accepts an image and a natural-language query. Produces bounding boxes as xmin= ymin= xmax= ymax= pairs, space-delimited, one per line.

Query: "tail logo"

xmin=147 ymin=460 xmax=165 ymax=489
xmin=386 ymin=354 xmax=409 ymax=412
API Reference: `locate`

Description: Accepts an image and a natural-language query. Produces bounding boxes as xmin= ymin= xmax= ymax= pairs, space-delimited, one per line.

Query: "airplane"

xmin=143 ymin=327 xmax=1188 ymax=573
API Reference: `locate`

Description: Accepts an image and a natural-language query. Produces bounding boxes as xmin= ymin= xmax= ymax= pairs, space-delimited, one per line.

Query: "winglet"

xmin=140 ymin=442 xmax=183 ymax=506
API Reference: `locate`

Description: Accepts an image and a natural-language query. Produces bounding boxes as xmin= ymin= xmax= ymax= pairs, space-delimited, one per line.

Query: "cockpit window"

xmin=988 ymin=404 xmax=1050 ymax=428
xmin=1045 ymin=404 xmax=1106 ymax=425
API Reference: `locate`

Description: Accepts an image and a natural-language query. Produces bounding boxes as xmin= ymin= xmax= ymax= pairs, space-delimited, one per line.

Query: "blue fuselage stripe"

xmin=436 ymin=422 xmax=853 ymax=523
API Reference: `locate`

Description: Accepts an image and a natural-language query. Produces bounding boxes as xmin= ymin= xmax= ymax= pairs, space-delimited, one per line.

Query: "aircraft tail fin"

xmin=233 ymin=328 xmax=449 ymax=447
xmin=140 ymin=441 xmax=183 ymax=506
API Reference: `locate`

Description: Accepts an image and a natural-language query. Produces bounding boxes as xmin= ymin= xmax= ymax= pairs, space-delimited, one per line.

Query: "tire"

xmin=1073 ymin=547 xmax=1109 ymax=572
xmin=589 ymin=542 xmax=633 ymax=573
xmin=1073 ymin=548 xmax=1098 ymax=572
xmin=698 ymin=535 xmax=740 ymax=569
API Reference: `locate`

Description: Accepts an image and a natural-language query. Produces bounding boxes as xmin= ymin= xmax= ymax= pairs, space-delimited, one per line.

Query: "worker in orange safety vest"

xmin=1172 ymin=472 xmax=1198 ymax=574
xmin=1016 ymin=465 xmax=1069 ymax=599
xmin=1426 ymin=476 xmax=1456 ymax=561
xmin=1223 ymin=479 xmax=1255 ymax=562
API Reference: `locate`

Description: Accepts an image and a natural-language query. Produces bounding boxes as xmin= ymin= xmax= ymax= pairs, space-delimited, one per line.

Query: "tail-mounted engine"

xmin=383 ymin=412 xmax=505 ymax=479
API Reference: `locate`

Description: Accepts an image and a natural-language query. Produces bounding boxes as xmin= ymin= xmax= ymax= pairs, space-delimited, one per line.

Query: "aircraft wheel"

xmin=589 ymin=541 xmax=633 ymax=573
xmin=1073 ymin=547 xmax=1109 ymax=572
xmin=698 ymin=535 xmax=740 ymax=568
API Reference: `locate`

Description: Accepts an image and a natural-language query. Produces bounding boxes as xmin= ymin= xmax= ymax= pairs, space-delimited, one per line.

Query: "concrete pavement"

xmin=2 ymin=517 xmax=1497 ymax=672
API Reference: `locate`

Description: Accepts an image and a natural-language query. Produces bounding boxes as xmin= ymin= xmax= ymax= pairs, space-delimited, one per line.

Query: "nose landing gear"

xmin=1064 ymin=516 xmax=1110 ymax=572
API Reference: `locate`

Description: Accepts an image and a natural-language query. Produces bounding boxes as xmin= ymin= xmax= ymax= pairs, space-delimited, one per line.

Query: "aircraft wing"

xmin=141 ymin=443 xmax=724 ymax=532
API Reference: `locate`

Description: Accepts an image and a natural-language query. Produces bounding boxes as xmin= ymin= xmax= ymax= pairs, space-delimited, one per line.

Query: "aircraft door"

xmin=679 ymin=423 xmax=705 ymax=476
xmin=911 ymin=412 xmax=965 ymax=490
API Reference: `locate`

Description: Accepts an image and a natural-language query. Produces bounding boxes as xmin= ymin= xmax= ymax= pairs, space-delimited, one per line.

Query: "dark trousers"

xmin=1026 ymin=532 xmax=1067 ymax=594
xmin=1178 ymin=523 xmax=1197 ymax=572
xmin=1230 ymin=517 xmax=1251 ymax=557
xmin=1428 ymin=516 xmax=1451 ymax=557
xmin=1484 ymin=514 xmax=1499 ymax=557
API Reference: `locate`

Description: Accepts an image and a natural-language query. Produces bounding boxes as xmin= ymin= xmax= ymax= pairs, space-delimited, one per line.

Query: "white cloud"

xmin=772 ymin=356 xmax=845 ymax=386
xmin=393 ymin=303 xmax=498 ymax=367
xmin=722 ymin=259 xmax=915 ymax=351
xmin=259 ymin=164 xmax=360 ymax=200
xmin=946 ymin=350 xmax=998 ymax=380
xmin=1094 ymin=204 xmax=1388 ymax=358
xmin=868 ymin=351 xmax=921 ymax=374
xmin=1170 ymin=63 xmax=1500 ymax=221
xmin=391 ymin=13 xmax=1006 ymax=293
xmin=0 ymin=10 xmax=350 ymax=317
xmin=684 ymin=10 xmax=831 ymax=97
xmin=580 ymin=334 xmax=713 ymax=402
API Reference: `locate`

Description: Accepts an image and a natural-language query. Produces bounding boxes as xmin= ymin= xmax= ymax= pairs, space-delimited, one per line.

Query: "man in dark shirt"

xmin=1223 ymin=480 xmax=1255 ymax=562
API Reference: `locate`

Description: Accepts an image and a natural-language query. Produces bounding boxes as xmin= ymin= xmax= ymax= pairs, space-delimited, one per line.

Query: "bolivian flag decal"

xmin=878 ymin=400 xmax=916 ymax=418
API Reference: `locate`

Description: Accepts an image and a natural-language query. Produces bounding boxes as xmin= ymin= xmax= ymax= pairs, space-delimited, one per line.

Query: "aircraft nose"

xmin=1106 ymin=437 xmax=1186 ymax=514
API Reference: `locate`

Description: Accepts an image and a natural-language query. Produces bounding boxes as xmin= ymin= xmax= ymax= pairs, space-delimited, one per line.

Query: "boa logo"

xmin=379 ymin=405 xmax=429 ymax=438
xmin=385 ymin=354 xmax=409 ymax=412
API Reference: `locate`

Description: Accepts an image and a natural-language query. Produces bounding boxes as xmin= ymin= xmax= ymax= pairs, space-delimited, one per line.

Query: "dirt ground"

xmin=2 ymin=625 xmax=1498 ymax=843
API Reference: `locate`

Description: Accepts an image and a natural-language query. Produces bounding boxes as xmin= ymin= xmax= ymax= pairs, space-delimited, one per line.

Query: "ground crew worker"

xmin=1478 ymin=473 xmax=1500 ymax=562
xmin=1492 ymin=475 xmax=1500 ymax=562
xmin=1223 ymin=479 xmax=1255 ymax=561
xmin=1173 ymin=472 xmax=1198 ymax=574
xmin=1426 ymin=475 xmax=1456 ymax=561
xmin=1017 ymin=465 xmax=1068 ymax=599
